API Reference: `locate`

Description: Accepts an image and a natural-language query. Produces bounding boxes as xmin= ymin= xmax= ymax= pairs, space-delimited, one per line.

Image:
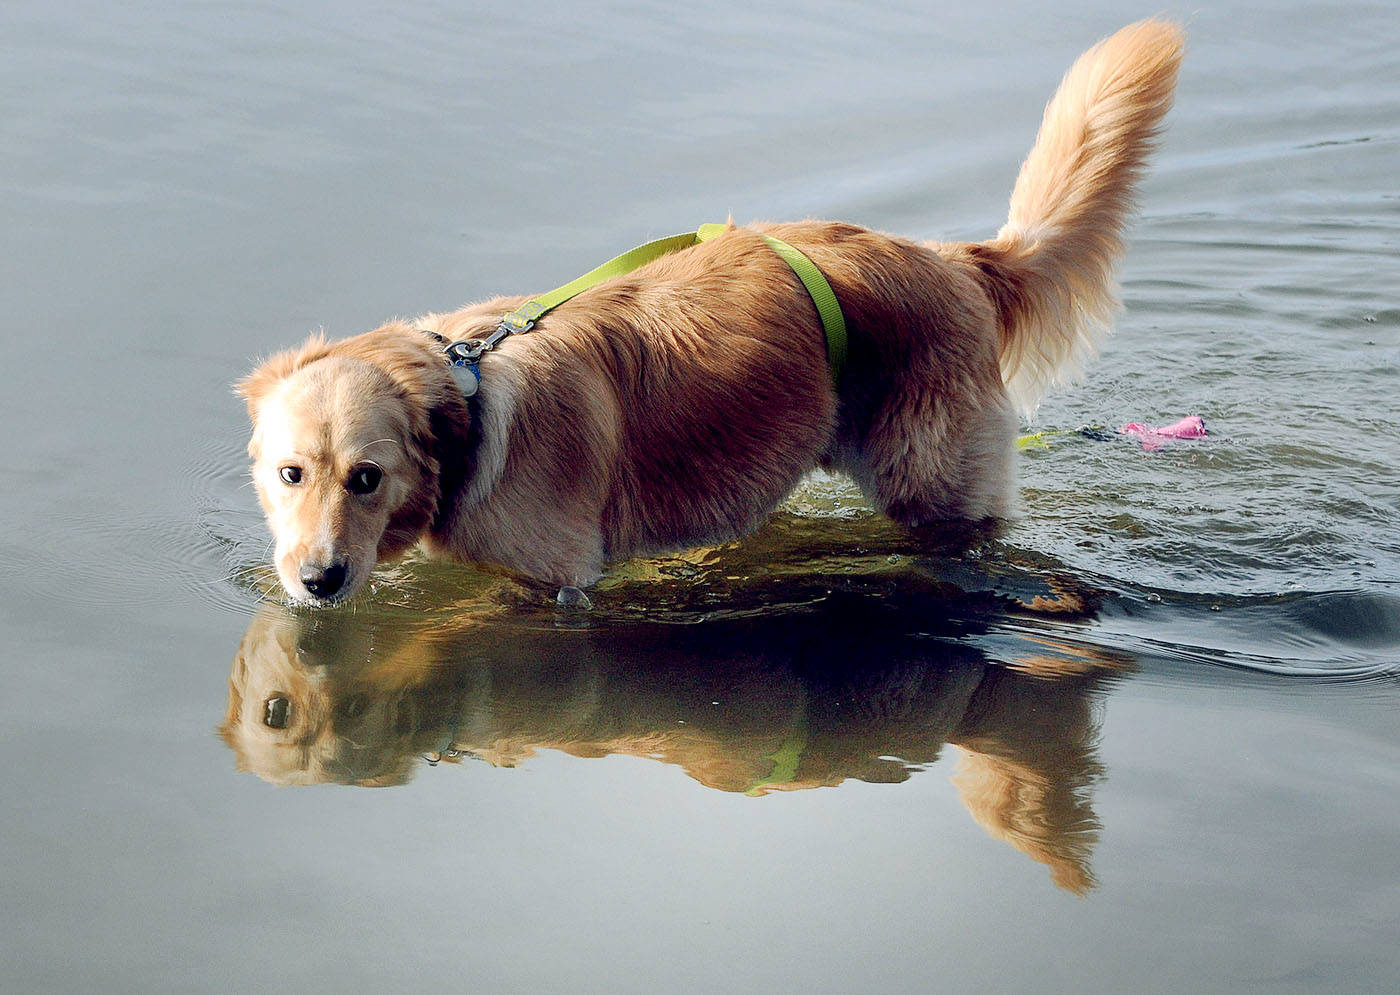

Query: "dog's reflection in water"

xmin=221 ymin=593 xmax=1123 ymax=893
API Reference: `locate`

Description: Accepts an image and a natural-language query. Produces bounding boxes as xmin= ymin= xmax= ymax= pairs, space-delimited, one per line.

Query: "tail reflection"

xmin=221 ymin=592 xmax=1122 ymax=892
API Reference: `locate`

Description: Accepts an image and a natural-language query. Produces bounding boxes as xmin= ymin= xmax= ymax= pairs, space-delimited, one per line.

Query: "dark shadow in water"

xmin=220 ymin=574 xmax=1129 ymax=894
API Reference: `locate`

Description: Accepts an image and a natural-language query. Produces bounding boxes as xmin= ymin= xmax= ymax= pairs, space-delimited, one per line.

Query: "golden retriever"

xmin=240 ymin=20 xmax=1183 ymax=604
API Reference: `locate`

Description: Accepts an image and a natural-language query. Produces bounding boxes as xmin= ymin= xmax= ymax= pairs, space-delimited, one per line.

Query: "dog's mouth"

xmin=292 ymin=590 xmax=351 ymax=609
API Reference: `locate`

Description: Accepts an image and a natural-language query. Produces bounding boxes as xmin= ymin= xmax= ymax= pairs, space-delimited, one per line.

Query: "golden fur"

xmin=240 ymin=21 xmax=1183 ymax=603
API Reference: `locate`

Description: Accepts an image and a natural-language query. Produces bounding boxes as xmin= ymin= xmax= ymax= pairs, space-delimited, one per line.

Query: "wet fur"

xmin=240 ymin=20 xmax=1183 ymax=603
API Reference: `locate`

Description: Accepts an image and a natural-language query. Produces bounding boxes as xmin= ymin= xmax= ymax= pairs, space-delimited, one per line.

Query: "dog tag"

xmin=450 ymin=362 xmax=481 ymax=398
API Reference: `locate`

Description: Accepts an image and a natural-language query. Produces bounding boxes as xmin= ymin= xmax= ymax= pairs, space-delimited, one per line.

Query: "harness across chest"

xmin=433 ymin=224 xmax=848 ymax=396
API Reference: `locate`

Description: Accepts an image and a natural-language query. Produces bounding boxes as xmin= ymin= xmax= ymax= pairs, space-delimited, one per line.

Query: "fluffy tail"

xmin=963 ymin=19 xmax=1184 ymax=415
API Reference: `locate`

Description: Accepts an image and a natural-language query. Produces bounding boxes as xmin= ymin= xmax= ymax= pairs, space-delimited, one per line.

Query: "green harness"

xmin=440 ymin=224 xmax=848 ymax=395
xmin=438 ymin=224 xmax=1053 ymax=453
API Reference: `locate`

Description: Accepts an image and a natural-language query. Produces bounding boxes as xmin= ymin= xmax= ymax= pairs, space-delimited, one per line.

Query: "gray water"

xmin=3 ymin=0 xmax=1398 ymax=991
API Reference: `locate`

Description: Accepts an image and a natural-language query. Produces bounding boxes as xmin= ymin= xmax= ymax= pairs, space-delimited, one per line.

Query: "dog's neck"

xmin=403 ymin=317 xmax=522 ymax=536
xmin=427 ymin=392 xmax=474 ymax=536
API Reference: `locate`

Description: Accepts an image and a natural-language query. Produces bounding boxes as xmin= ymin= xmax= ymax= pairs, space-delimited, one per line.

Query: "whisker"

xmin=353 ymin=438 xmax=401 ymax=460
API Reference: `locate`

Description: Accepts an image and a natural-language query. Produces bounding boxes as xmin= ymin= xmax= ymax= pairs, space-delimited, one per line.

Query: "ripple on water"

xmin=175 ymin=432 xmax=1400 ymax=681
xmin=8 ymin=434 xmax=274 ymax=617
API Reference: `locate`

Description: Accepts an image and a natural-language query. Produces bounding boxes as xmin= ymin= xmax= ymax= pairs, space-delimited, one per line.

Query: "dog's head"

xmin=238 ymin=330 xmax=449 ymax=605
xmin=219 ymin=607 xmax=427 ymax=786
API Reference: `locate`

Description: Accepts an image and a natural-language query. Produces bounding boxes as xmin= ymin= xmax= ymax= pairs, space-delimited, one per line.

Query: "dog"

xmin=239 ymin=20 xmax=1183 ymax=605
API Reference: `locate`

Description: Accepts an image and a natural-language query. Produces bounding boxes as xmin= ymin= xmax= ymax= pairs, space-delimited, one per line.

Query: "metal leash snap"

xmin=446 ymin=339 xmax=488 ymax=365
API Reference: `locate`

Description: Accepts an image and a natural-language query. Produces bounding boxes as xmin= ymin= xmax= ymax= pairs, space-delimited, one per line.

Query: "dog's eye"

xmin=347 ymin=465 xmax=382 ymax=495
xmin=263 ymin=695 xmax=291 ymax=729
xmin=279 ymin=465 xmax=303 ymax=486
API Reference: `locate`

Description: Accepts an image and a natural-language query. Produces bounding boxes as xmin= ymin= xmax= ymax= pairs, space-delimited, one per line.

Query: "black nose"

xmin=300 ymin=562 xmax=347 ymax=598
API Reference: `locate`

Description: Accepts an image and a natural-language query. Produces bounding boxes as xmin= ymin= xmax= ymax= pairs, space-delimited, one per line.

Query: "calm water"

xmin=3 ymin=0 xmax=1398 ymax=991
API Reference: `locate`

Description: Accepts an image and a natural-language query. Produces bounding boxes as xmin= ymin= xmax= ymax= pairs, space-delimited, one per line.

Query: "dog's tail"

xmin=961 ymin=19 xmax=1183 ymax=415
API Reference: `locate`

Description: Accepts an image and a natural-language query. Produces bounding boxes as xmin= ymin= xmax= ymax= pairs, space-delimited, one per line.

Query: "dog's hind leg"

xmin=855 ymin=388 xmax=1019 ymax=525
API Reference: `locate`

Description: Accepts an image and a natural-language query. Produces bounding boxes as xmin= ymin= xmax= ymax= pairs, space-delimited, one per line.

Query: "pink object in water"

xmin=1118 ymin=416 xmax=1207 ymax=450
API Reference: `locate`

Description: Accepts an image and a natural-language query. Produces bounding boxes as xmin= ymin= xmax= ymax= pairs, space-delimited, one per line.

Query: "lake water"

xmin=2 ymin=0 xmax=1398 ymax=991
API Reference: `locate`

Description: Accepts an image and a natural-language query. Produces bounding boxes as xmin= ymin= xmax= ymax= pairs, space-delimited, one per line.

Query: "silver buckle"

xmin=446 ymin=339 xmax=488 ymax=364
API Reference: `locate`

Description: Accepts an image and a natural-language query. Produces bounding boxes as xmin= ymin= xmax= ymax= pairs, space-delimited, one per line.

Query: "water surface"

xmin=2 ymin=1 xmax=1398 ymax=992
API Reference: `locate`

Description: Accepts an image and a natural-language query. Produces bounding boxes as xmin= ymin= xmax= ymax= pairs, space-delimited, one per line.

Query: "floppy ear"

xmin=235 ymin=334 xmax=333 ymax=420
xmin=375 ymin=385 xmax=444 ymax=554
xmin=217 ymin=649 xmax=248 ymax=760
xmin=236 ymin=335 xmax=335 ymax=459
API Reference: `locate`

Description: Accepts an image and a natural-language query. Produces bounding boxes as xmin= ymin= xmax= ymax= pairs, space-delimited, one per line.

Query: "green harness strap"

xmin=743 ymin=722 xmax=809 ymax=796
xmin=450 ymin=224 xmax=848 ymax=386
xmin=497 ymin=230 xmax=705 ymax=332
xmin=698 ymin=224 xmax=847 ymax=384
xmin=444 ymin=226 xmax=1057 ymax=450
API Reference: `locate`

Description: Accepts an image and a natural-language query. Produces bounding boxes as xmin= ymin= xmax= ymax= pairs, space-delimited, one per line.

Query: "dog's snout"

xmin=300 ymin=562 xmax=348 ymax=598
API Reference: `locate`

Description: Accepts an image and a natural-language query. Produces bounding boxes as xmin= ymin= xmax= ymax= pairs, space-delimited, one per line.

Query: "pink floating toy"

xmin=1118 ymin=416 xmax=1207 ymax=450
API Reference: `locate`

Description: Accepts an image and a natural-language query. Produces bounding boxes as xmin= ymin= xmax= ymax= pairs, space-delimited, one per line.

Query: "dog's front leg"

xmin=555 ymin=586 xmax=593 ymax=609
